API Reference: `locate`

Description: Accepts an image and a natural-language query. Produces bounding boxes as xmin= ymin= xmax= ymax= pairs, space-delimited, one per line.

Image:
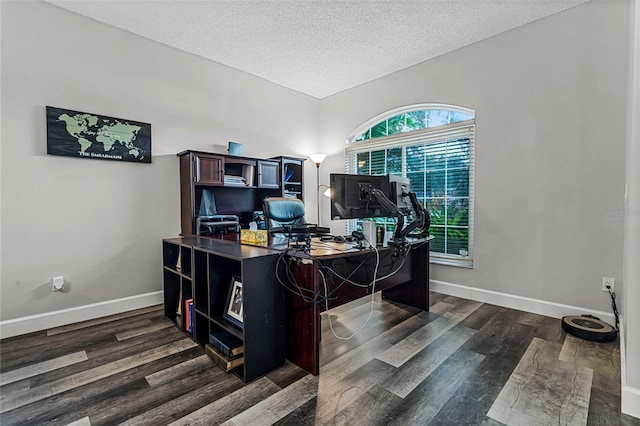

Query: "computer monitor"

xmin=330 ymin=173 xmax=391 ymax=220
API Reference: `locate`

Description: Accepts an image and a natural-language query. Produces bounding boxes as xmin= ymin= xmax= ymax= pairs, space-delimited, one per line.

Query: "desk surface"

xmin=164 ymin=235 xmax=282 ymax=260
xmin=171 ymin=233 xmax=431 ymax=261
xmin=268 ymin=236 xmax=363 ymax=256
xmin=174 ymin=233 xmax=432 ymax=261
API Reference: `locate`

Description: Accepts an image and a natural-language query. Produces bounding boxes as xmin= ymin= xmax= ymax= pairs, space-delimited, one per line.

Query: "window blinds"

xmin=346 ymin=121 xmax=474 ymax=268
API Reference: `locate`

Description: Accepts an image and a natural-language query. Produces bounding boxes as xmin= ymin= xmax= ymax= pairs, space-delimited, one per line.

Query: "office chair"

xmin=262 ymin=197 xmax=310 ymax=240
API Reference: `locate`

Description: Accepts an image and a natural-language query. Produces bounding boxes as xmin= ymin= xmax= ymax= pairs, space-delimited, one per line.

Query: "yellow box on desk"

xmin=240 ymin=229 xmax=268 ymax=244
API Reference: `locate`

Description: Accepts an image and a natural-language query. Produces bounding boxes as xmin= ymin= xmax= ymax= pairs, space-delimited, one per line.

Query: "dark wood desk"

xmin=164 ymin=234 xmax=430 ymax=378
xmin=281 ymin=237 xmax=430 ymax=375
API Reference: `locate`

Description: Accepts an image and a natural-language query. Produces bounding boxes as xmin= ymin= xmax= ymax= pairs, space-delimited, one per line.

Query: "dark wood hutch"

xmin=177 ymin=150 xmax=305 ymax=235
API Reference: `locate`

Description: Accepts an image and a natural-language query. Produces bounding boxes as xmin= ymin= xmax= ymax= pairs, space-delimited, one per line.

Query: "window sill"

xmin=430 ymin=255 xmax=473 ymax=269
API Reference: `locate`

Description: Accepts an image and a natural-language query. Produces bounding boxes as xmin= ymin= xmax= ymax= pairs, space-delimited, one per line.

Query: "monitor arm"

xmin=400 ymin=191 xmax=430 ymax=237
xmin=368 ymin=188 xmax=405 ymax=242
xmin=367 ymin=188 xmax=430 ymax=247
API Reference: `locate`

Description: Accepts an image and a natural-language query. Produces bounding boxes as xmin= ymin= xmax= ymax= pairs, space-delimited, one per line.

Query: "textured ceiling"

xmin=46 ymin=0 xmax=587 ymax=99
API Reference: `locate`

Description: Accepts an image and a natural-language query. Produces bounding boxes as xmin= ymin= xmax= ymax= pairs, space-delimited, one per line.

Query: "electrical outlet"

xmin=602 ymin=276 xmax=615 ymax=292
xmin=52 ymin=276 xmax=64 ymax=292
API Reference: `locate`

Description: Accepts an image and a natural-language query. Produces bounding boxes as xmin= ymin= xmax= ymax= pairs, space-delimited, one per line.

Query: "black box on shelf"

xmin=205 ymin=344 xmax=244 ymax=372
xmin=210 ymin=329 xmax=244 ymax=358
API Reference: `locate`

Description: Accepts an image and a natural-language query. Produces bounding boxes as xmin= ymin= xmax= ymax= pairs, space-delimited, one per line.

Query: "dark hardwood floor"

xmin=1 ymin=292 xmax=637 ymax=425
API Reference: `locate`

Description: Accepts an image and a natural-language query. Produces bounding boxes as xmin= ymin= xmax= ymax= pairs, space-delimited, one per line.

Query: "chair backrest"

xmin=262 ymin=197 xmax=308 ymax=235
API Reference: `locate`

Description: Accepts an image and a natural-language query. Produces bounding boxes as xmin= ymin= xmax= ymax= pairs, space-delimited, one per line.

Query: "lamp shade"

xmin=309 ymin=153 xmax=327 ymax=165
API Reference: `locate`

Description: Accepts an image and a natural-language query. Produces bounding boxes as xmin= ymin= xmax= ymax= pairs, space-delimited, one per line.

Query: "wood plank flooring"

xmin=1 ymin=292 xmax=637 ymax=426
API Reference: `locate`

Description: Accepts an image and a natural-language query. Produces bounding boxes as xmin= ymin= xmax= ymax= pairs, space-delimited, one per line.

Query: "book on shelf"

xmin=209 ymin=330 xmax=244 ymax=358
xmin=205 ymin=344 xmax=244 ymax=372
xmin=184 ymin=299 xmax=193 ymax=333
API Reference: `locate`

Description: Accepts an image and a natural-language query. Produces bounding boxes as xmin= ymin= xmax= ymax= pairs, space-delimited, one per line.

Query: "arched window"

xmin=346 ymin=104 xmax=475 ymax=268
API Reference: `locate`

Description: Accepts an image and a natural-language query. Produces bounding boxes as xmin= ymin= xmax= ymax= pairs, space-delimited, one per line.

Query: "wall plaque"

xmin=46 ymin=106 xmax=151 ymax=163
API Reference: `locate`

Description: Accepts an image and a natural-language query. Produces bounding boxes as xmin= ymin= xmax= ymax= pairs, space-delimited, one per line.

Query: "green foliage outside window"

xmin=355 ymin=109 xmax=472 ymax=141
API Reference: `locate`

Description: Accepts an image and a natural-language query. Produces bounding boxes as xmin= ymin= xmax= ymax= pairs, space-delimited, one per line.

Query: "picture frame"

xmin=223 ymin=276 xmax=243 ymax=329
xmin=46 ymin=106 xmax=151 ymax=163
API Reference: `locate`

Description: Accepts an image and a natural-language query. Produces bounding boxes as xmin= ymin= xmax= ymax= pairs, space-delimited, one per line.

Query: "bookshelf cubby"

xmin=277 ymin=156 xmax=304 ymax=200
xmin=162 ymin=236 xmax=285 ymax=382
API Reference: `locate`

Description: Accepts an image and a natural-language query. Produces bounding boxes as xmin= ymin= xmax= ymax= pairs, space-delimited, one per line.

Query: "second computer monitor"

xmin=330 ymin=173 xmax=391 ymax=220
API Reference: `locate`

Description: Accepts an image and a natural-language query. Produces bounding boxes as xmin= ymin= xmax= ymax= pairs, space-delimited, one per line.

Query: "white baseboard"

xmin=620 ymin=321 xmax=640 ymax=419
xmin=0 ymin=291 xmax=164 ymax=339
xmin=430 ymin=280 xmax=615 ymax=324
xmin=622 ymin=387 xmax=640 ymax=419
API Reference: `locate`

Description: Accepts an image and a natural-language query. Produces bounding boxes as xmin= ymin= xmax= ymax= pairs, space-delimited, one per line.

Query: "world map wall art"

xmin=46 ymin=106 xmax=152 ymax=163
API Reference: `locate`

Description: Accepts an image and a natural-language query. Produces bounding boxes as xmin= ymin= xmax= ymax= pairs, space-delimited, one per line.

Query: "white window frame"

xmin=345 ymin=104 xmax=475 ymax=268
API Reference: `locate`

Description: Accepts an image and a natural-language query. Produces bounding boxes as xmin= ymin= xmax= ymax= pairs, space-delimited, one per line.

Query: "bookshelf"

xmin=162 ymin=241 xmax=192 ymax=329
xmin=275 ymin=156 xmax=304 ymax=200
xmin=162 ymin=236 xmax=285 ymax=382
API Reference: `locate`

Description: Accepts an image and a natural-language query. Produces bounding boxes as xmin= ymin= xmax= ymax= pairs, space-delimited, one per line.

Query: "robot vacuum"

xmin=561 ymin=314 xmax=617 ymax=342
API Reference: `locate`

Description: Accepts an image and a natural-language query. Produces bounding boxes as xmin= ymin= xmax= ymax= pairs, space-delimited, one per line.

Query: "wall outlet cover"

xmin=602 ymin=276 xmax=615 ymax=292
xmin=52 ymin=276 xmax=64 ymax=291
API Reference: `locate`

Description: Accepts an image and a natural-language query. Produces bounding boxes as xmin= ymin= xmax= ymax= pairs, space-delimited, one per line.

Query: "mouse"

xmin=333 ymin=235 xmax=347 ymax=243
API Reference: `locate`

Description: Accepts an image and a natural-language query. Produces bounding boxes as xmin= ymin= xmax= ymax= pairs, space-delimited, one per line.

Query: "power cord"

xmin=606 ymin=286 xmax=620 ymax=332
xmin=321 ymin=244 xmax=409 ymax=288
xmin=275 ymin=237 xmax=412 ymax=339
xmin=324 ymin=244 xmax=380 ymax=340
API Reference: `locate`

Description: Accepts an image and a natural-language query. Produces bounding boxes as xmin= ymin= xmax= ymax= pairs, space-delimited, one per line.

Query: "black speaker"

xmin=351 ymin=230 xmax=364 ymax=241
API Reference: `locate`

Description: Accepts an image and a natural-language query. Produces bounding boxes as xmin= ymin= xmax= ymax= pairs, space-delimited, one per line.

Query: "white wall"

xmin=623 ymin=0 xmax=640 ymax=417
xmin=319 ymin=1 xmax=629 ymax=315
xmin=0 ymin=1 xmax=319 ymax=329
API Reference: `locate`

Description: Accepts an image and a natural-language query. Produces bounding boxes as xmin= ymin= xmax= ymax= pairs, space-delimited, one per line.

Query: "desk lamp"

xmin=308 ymin=153 xmax=327 ymax=225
